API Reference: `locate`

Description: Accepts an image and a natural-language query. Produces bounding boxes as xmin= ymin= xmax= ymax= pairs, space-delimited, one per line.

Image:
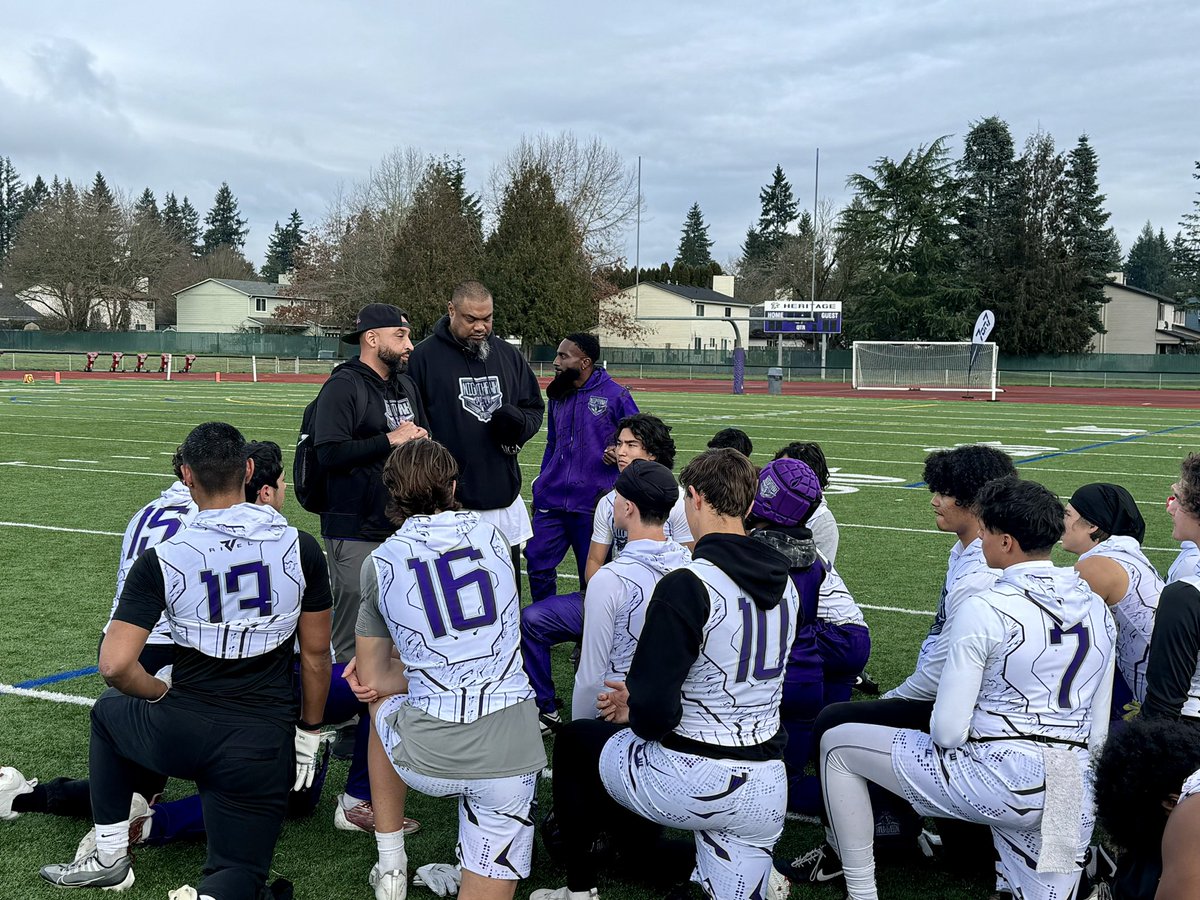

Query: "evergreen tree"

xmin=261 ymin=210 xmax=306 ymax=282
xmin=758 ymin=165 xmax=798 ymax=248
xmin=0 ymin=157 xmax=23 ymax=262
xmin=134 ymin=188 xmax=160 ymax=226
xmin=201 ymin=182 xmax=248 ymax=254
xmin=1124 ymin=222 xmax=1174 ymax=294
xmin=20 ymin=175 xmax=50 ymax=217
xmin=481 ymin=162 xmax=593 ymax=347
xmin=675 ymin=202 xmax=714 ymax=267
xmin=441 ymin=156 xmax=483 ymax=235
xmin=179 ymin=197 xmax=202 ymax=255
xmin=1064 ymin=135 xmax=1121 ymax=303
xmin=957 ymin=117 xmax=1019 ymax=310
xmin=88 ymin=171 xmax=115 ymax=211
xmin=162 ymin=192 xmax=183 ymax=239
xmin=1176 ymin=161 xmax=1200 ymax=299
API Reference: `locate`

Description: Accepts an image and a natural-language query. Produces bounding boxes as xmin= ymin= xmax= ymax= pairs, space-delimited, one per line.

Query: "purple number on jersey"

xmin=408 ymin=547 xmax=498 ymax=638
xmin=1048 ymin=622 xmax=1091 ymax=709
xmin=127 ymin=504 xmax=191 ymax=560
xmin=199 ymin=561 xmax=273 ymax=623
xmin=735 ymin=596 xmax=790 ymax=683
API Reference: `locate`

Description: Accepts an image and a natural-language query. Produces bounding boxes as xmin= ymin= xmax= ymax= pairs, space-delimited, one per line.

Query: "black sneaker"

xmin=854 ymin=672 xmax=881 ymax=695
xmin=778 ymin=842 xmax=843 ymax=885
xmin=539 ymin=709 xmax=563 ymax=735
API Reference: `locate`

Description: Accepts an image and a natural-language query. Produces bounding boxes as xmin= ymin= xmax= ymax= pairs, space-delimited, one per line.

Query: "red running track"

xmin=3 ymin=369 xmax=1199 ymax=409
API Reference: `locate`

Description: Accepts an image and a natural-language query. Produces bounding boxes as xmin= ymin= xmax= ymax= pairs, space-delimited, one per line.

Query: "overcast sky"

xmin=3 ymin=1 xmax=1197 ymax=274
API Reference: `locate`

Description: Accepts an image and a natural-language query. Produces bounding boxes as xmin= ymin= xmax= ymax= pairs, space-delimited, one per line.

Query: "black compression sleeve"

xmin=112 ymin=549 xmax=168 ymax=631
xmin=626 ymin=569 xmax=709 ymax=741
xmin=1144 ymin=581 xmax=1200 ymax=720
xmin=298 ymin=531 xmax=333 ymax=612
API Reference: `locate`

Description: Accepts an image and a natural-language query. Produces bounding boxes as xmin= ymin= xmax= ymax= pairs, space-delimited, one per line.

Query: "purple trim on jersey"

xmin=531 ymin=369 xmax=638 ymax=514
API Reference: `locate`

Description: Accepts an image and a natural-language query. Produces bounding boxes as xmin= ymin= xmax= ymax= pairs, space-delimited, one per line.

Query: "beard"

xmin=378 ymin=345 xmax=409 ymax=376
xmin=462 ymin=336 xmax=491 ymax=361
xmin=546 ymin=366 xmax=582 ymax=400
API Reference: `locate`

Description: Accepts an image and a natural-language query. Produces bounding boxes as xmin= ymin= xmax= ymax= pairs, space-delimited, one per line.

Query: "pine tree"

xmin=957 ymin=117 xmax=1019 ymax=311
xmin=162 ymin=192 xmax=183 ymax=239
xmin=675 ymin=202 xmax=714 ymax=267
xmin=180 ymin=197 xmax=202 ymax=255
xmin=20 ymin=175 xmax=50 ymax=217
xmin=1065 ymin=135 xmax=1121 ymax=295
xmin=758 ymin=166 xmax=798 ymax=248
xmin=88 ymin=171 xmax=115 ymax=211
xmin=1124 ymin=222 xmax=1174 ymax=294
xmin=201 ymin=182 xmax=248 ymax=254
xmin=134 ymin=188 xmax=160 ymax=226
xmin=481 ymin=162 xmax=593 ymax=347
xmin=1176 ymin=161 xmax=1200 ymax=300
xmin=0 ymin=157 xmax=24 ymax=262
xmin=261 ymin=210 xmax=306 ymax=282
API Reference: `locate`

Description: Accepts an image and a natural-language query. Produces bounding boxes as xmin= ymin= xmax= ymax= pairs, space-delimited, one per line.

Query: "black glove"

xmin=488 ymin=403 xmax=526 ymax=446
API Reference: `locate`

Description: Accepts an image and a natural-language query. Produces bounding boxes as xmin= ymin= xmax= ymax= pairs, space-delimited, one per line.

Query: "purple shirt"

xmin=532 ymin=369 xmax=638 ymax=514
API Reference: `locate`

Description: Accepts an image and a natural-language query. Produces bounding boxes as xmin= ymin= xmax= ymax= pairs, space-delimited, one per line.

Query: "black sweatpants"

xmin=553 ymin=719 xmax=695 ymax=893
xmin=89 ymin=688 xmax=291 ymax=900
xmin=812 ymin=698 xmax=995 ymax=873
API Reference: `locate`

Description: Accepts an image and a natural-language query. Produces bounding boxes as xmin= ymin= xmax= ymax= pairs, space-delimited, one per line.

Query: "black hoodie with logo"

xmin=407 ymin=316 xmax=545 ymax=511
xmin=626 ymin=531 xmax=793 ymax=761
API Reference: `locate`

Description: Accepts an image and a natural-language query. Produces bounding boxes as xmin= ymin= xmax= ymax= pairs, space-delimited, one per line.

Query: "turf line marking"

xmin=859 ymin=603 xmax=932 ymax=617
xmin=0 ymin=521 xmax=123 ymax=536
xmin=902 ymin=421 xmax=1200 ymax=487
xmin=0 ymin=684 xmax=96 ymax=707
xmin=16 ymin=665 xmax=99 ymax=688
xmin=0 ymin=462 xmax=172 ymax=478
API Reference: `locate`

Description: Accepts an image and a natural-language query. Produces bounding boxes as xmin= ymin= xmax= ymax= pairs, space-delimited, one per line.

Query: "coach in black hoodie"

xmin=407 ymin=280 xmax=544 ymax=558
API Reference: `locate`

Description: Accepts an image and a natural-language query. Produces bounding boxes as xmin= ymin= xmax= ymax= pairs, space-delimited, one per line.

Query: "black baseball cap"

xmin=342 ymin=303 xmax=410 ymax=344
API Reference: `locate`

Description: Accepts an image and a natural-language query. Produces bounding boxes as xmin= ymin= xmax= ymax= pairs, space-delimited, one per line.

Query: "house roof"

xmin=637 ymin=281 xmax=750 ymax=306
xmin=1156 ymin=324 xmax=1200 ymax=343
xmin=0 ymin=292 xmax=43 ymax=322
xmin=1106 ymin=281 xmax=1181 ymax=305
xmin=173 ymin=277 xmax=309 ymax=300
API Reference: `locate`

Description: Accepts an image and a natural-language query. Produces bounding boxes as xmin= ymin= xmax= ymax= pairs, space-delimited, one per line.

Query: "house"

xmin=174 ymin=277 xmax=323 ymax=334
xmin=1091 ymin=274 xmax=1200 ymax=354
xmin=596 ymin=276 xmax=766 ymax=350
xmin=0 ymin=289 xmax=45 ymax=330
xmin=17 ymin=285 xmax=156 ymax=331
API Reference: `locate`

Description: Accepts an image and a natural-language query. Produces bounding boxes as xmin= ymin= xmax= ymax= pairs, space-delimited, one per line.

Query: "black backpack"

xmin=294 ymin=370 xmax=368 ymax=513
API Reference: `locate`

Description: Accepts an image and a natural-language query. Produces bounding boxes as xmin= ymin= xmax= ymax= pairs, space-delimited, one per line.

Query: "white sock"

xmin=375 ymin=828 xmax=406 ymax=872
xmin=94 ymin=820 xmax=130 ymax=865
xmin=340 ymin=792 xmax=365 ymax=810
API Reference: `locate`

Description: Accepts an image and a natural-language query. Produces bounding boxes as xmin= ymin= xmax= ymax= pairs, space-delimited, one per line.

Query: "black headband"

xmin=1070 ymin=483 xmax=1145 ymax=543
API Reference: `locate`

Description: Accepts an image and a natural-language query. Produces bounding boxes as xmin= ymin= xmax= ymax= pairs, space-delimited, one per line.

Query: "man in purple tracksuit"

xmin=525 ymin=333 xmax=638 ymax=603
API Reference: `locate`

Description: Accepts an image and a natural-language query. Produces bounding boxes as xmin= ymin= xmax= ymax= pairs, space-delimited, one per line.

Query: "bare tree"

xmin=489 ymin=132 xmax=639 ymax=266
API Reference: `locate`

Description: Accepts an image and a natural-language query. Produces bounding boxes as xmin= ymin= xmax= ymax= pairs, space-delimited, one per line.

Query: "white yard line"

xmin=0 ymin=684 xmax=96 ymax=707
xmin=0 ymin=521 xmax=123 ymax=536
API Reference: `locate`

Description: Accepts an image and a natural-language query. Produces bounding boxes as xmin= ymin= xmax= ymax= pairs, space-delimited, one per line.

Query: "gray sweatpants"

xmin=324 ymin=537 xmax=381 ymax=663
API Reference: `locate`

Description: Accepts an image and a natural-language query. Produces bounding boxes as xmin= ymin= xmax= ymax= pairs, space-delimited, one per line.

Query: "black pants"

xmin=90 ymin=689 xmax=291 ymax=900
xmin=553 ymin=719 xmax=695 ymax=893
xmin=812 ymin=698 xmax=995 ymax=872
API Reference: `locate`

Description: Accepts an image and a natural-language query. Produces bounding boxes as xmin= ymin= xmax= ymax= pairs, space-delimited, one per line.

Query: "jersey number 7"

xmin=1048 ymin=623 xmax=1090 ymax=709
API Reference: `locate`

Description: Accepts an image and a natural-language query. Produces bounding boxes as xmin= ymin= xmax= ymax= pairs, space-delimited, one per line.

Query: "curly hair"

xmin=1178 ymin=453 xmax=1200 ymax=521
xmin=382 ymin=439 xmax=461 ymax=525
xmin=1094 ymin=718 xmax=1200 ymax=853
xmin=616 ymin=413 xmax=676 ymax=471
xmin=774 ymin=441 xmax=830 ymax=490
xmin=923 ymin=444 xmax=1016 ymax=507
xmin=975 ymin=476 xmax=1063 ymax=553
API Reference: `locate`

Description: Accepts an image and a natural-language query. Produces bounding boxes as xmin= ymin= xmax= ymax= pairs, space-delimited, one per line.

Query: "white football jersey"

xmin=1168 ymin=541 xmax=1200 ymax=585
xmin=1079 ymin=535 xmax=1163 ymax=703
xmin=371 ymin=510 xmax=532 ymax=723
xmin=156 ymin=503 xmax=304 ymax=658
xmin=674 ymin=559 xmax=800 ymax=747
xmin=940 ymin=562 xmax=1116 ymax=746
xmin=573 ymin=538 xmax=691 ymax=720
xmin=917 ymin=537 xmax=1001 ymax=665
xmin=107 ymin=481 xmax=197 ymax=644
xmin=817 ymin=559 xmax=865 ymax=627
xmin=591 ymin=487 xmax=693 ymax=557
xmin=808 ymin=500 xmax=840 ymax=566
xmin=1181 ymin=767 xmax=1200 ymax=804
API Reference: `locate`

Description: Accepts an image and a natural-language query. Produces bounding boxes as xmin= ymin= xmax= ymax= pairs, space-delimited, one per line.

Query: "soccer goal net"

xmin=852 ymin=341 xmax=999 ymax=400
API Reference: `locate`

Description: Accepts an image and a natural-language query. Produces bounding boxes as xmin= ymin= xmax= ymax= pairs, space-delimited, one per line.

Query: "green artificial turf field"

xmin=1 ymin=378 xmax=1196 ymax=899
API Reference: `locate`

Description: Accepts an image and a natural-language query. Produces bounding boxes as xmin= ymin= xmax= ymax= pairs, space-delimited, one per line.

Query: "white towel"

xmin=1037 ymin=746 xmax=1083 ymax=873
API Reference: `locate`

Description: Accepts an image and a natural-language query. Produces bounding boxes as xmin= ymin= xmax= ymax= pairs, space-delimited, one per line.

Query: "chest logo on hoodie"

xmin=458 ymin=376 xmax=503 ymax=423
xmin=384 ymin=398 xmax=414 ymax=430
xmin=588 ymin=395 xmax=609 ymax=417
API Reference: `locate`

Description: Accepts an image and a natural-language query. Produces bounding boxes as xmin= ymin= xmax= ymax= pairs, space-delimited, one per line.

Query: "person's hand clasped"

xmin=596 ymin=679 xmax=630 ymax=724
xmin=343 ymin=657 xmax=379 ymax=704
xmin=388 ymin=421 xmax=427 ymax=447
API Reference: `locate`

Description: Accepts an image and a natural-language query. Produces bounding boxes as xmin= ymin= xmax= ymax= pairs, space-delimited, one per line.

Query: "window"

xmin=709 ymin=337 xmax=717 ymax=348
xmin=255 ymin=298 xmax=267 ymax=312
xmin=664 ymin=343 xmax=671 ymax=349
xmin=724 ymin=306 xmax=732 ymax=318
xmin=721 ymin=339 xmax=729 ymax=351
xmin=135 ymin=324 xmax=147 ymax=331
xmin=696 ymin=303 xmax=705 ymax=317
xmin=694 ymin=337 xmax=702 ymax=351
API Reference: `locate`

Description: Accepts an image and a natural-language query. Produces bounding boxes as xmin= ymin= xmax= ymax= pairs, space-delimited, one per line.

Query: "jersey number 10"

xmin=408 ymin=547 xmax=498 ymax=638
xmin=735 ymin=597 xmax=790 ymax=684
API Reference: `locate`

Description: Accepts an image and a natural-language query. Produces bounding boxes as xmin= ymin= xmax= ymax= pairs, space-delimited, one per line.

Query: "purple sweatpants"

xmin=520 ymin=592 xmax=585 ymax=714
xmin=525 ymin=510 xmax=595 ymax=603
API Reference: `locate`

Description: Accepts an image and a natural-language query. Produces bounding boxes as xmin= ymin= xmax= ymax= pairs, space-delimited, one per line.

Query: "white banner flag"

xmin=972 ymin=309 xmax=995 ymax=344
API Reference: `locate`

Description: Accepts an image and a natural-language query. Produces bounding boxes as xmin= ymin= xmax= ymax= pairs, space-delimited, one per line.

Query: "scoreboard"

xmin=763 ymin=299 xmax=843 ymax=334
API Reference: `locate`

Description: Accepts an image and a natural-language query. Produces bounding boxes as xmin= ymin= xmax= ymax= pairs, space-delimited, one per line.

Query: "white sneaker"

xmin=39 ymin=848 xmax=135 ymax=891
xmin=0 ymin=766 xmax=37 ymax=820
xmin=168 ymin=888 xmax=199 ymax=900
xmin=335 ymin=794 xmax=421 ymax=835
xmin=369 ymin=862 xmax=408 ymax=900
xmin=74 ymin=793 xmax=152 ymax=861
xmin=766 ymin=866 xmax=791 ymax=900
xmin=529 ymin=888 xmax=599 ymax=899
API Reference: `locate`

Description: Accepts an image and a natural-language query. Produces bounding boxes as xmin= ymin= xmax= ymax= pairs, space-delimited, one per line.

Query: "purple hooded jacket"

xmin=531 ymin=368 xmax=638 ymax=514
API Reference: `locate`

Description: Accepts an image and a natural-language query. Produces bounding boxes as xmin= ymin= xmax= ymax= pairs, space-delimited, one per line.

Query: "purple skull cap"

xmin=751 ymin=458 xmax=822 ymax=527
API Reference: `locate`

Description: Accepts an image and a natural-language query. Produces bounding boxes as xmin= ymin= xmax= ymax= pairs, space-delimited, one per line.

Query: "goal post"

xmin=852 ymin=341 xmax=999 ymax=401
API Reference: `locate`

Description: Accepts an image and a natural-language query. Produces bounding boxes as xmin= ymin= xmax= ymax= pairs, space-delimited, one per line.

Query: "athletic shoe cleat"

xmin=369 ymin=862 xmax=408 ymax=900
xmin=853 ymin=672 xmax=881 ymax=695
xmin=40 ymin=849 xmax=135 ymax=891
xmin=0 ymin=766 xmax=37 ymax=820
xmin=168 ymin=888 xmax=200 ymax=900
xmin=778 ymin=842 xmax=843 ymax=885
xmin=529 ymin=888 xmax=599 ymax=899
xmin=334 ymin=794 xmax=420 ymax=835
xmin=539 ymin=710 xmax=563 ymax=736
xmin=75 ymin=793 xmax=151 ymax=861
xmin=766 ymin=866 xmax=791 ymax=900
